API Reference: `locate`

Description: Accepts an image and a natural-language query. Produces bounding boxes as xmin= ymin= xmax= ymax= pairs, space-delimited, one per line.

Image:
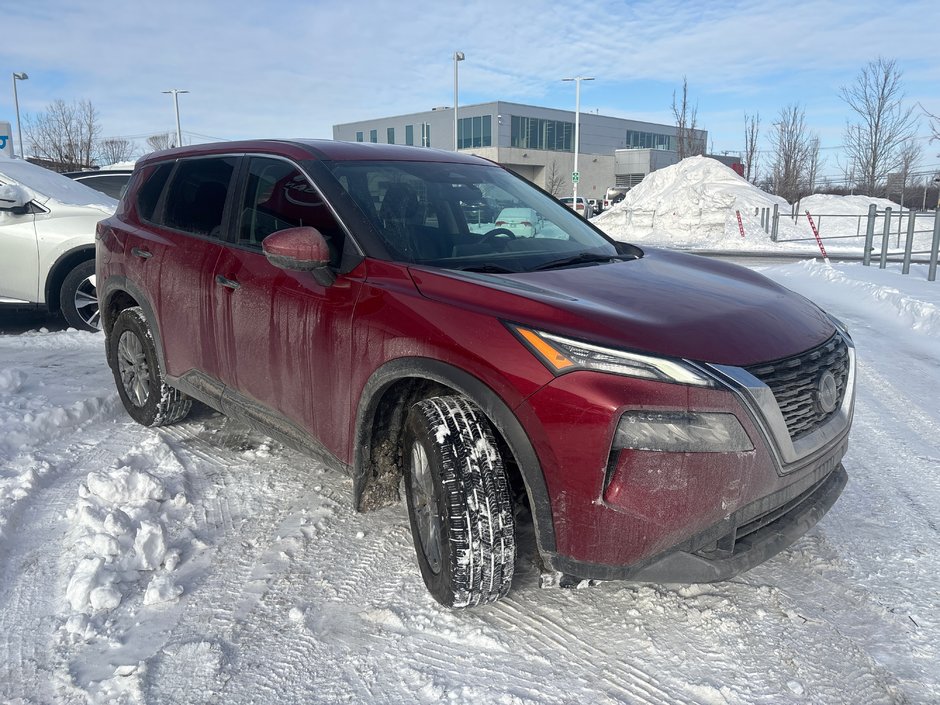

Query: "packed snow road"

xmin=1 ymin=260 xmax=938 ymax=704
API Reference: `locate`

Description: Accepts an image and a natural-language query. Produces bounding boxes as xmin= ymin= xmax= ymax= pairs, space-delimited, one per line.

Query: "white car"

xmin=0 ymin=157 xmax=117 ymax=330
xmin=494 ymin=207 xmax=543 ymax=237
xmin=560 ymin=196 xmax=594 ymax=219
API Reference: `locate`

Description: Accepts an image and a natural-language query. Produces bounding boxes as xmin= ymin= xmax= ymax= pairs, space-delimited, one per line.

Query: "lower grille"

xmin=745 ymin=334 xmax=849 ymax=441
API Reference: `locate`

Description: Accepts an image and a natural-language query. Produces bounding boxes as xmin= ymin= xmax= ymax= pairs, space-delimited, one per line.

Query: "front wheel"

xmin=60 ymin=260 xmax=100 ymax=331
xmin=108 ymin=307 xmax=191 ymax=427
xmin=403 ymin=396 xmax=515 ymax=608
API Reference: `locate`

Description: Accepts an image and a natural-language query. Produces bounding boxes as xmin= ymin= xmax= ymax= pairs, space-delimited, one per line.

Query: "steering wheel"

xmin=479 ymin=227 xmax=516 ymax=243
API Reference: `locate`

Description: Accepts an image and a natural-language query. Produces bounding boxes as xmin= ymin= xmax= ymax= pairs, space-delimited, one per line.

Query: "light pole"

xmin=12 ymin=72 xmax=28 ymax=159
xmin=162 ymin=89 xmax=189 ymax=148
xmin=453 ymin=51 xmax=465 ymax=151
xmin=562 ymin=76 xmax=594 ymax=206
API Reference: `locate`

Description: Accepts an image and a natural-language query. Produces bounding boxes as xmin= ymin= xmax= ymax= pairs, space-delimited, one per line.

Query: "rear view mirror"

xmin=0 ymin=184 xmax=31 ymax=213
xmin=262 ymin=226 xmax=335 ymax=286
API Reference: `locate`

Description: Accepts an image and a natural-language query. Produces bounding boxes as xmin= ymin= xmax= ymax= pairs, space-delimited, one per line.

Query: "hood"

xmin=0 ymin=158 xmax=117 ymax=213
xmin=408 ymin=247 xmax=834 ymax=367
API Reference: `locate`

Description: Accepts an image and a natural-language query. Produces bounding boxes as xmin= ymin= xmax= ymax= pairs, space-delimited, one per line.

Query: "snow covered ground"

xmin=1 ymin=260 xmax=939 ymax=704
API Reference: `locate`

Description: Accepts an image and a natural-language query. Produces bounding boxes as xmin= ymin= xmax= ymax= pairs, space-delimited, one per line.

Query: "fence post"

xmin=863 ymin=204 xmax=876 ymax=266
xmin=771 ymin=204 xmax=779 ymax=242
xmin=880 ymin=207 xmax=892 ymax=269
xmin=929 ymin=210 xmax=940 ymax=282
xmin=902 ymin=212 xmax=916 ymax=274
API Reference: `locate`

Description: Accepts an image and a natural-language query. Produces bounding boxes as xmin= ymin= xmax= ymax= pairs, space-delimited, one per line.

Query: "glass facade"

xmin=387 ymin=127 xmax=395 ymax=144
xmin=370 ymin=129 xmax=377 ymax=143
xmin=405 ymin=124 xmax=414 ymax=146
xmin=625 ymin=130 xmax=674 ymax=150
xmin=457 ymin=115 xmax=492 ymax=149
xmin=510 ymin=115 xmax=573 ymax=152
xmin=421 ymin=123 xmax=430 ymax=147
xmin=356 ymin=131 xmax=363 ymax=143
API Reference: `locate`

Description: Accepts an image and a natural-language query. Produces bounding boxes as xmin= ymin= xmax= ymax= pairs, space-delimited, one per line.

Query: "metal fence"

xmin=752 ymin=204 xmax=940 ymax=282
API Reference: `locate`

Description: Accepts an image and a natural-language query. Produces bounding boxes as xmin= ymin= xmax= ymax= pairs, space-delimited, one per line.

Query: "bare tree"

xmin=840 ymin=57 xmax=918 ymax=196
xmin=672 ymin=77 xmax=705 ymax=159
xmin=97 ymin=137 xmax=135 ymax=166
xmin=146 ymin=132 xmax=176 ymax=151
xmin=24 ymin=99 xmax=101 ymax=170
xmin=744 ymin=112 xmax=760 ymax=183
xmin=770 ymin=104 xmax=816 ymax=203
xmin=806 ymin=136 xmax=822 ymax=194
xmin=543 ymin=160 xmax=566 ymax=197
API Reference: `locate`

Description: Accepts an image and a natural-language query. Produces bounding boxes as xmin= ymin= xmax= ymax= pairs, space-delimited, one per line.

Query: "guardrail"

xmin=755 ymin=204 xmax=940 ymax=281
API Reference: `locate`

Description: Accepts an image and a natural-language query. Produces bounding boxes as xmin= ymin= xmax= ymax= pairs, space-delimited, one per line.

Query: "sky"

xmin=1 ymin=0 xmax=939 ymax=181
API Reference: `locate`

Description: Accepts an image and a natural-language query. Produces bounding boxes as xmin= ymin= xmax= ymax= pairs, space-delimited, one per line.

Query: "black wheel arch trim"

xmin=45 ymin=245 xmax=96 ymax=310
xmin=354 ymin=357 xmax=557 ymax=555
xmin=100 ymin=275 xmax=165 ymax=372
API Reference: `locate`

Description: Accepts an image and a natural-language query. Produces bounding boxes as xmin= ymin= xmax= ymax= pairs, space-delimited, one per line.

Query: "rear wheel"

xmin=403 ymin=396 xmax=515 ymax=608
xmin=60 ymin=260 xmax=100 ymax=331
xmin=109 ymin=307 xmax=191 ymax=427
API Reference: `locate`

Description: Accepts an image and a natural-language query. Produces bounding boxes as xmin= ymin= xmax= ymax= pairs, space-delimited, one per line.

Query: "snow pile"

xmin=800 ymin=193 xmax=903 ymax=216
xmin=0 ymin=368 xmax=28 ymax=394
xmin=65 ymin=463 xmax=186 ymax=616
xmin=593 ymin=156 xmax=788 ymax=248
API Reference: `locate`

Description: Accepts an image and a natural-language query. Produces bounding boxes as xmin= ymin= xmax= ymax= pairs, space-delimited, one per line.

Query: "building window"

xmin=387 ymin=127 xmax=395 ymax=144
xmin=370 ymin=129 xmax=377 ymax=143
xmin=356 ymin=131 xmax=363 ymax=143
xmin=457 ymin=115 xmax=492 ymax=149
xmin=510 ymin=116 xmax=573 ymax=152
xmin=625 ymin=130 xmax=675 ymax=151
xmin=405 ymin=124 xmax=414 ymax=146
xmin=421 ymin=123 xmax=430 ymax=147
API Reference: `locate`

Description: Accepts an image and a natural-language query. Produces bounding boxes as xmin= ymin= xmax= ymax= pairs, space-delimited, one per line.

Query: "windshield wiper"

xmin=457 ymin=263 xmax=519 ymax=274
xmin=531 ymin=252 xmax=631 ymax=272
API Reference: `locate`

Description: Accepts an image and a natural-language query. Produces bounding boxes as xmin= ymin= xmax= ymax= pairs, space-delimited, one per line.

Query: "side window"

xmin=136 ymin=162 xmax=174 ymax=223
xmin=237 ymin=157 xmax=343 ymax=263
xmin=162 ymin=157 xmax=237 ymax=237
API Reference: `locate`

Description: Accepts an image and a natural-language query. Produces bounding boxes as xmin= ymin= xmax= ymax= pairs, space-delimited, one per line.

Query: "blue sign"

xmin=0 ymin=135 xmax=8 ymax=149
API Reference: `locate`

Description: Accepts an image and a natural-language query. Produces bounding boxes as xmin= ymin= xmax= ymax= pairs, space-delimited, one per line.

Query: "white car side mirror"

xmin=0 ymin=184 xmax=31 ymax=211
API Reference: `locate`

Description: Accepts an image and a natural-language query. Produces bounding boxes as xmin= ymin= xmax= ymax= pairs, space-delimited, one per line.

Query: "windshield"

xmin=326 ymin=160 xmax=619 ymax=272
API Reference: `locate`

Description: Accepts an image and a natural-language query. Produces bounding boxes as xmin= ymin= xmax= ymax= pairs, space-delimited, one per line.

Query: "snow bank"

xmin=593 ymin=156 xmax=788 ymax=248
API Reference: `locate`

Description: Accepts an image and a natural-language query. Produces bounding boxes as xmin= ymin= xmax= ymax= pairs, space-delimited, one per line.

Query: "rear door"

xmin=137 ymin=156 xmax=238 ymax=385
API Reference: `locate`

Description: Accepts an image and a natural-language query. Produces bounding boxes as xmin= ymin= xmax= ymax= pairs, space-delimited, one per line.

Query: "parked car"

xmin=560 ymin=196 xmax=594 ymax=218
xmin=494 ymin=207 xmax=543 ymax=237
xmin=588 ymin=198 xmax=603 ymax=215
xmin=64 ymin=169 xmax=133 ymax=200
xmin=98 ymin=140 xmax=854 ymax=608
xmin=0 ymin=157 xmax=117 ymax=330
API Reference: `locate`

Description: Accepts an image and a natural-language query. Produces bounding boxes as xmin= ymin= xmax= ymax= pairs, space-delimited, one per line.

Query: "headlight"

xmin=614 ymin=411 xmax=753 ymax=453
xmin=508 ymin=324 xmax=715 ymax=387
xmin=827 ymin=313 xmax=852 ymax=340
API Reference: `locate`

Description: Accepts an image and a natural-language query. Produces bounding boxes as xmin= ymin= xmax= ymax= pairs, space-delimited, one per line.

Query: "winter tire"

xmin=109 ymin=307 xmax=191 ymax=427
xmin=60 ymin=260 xmax=101 ymax=331
xmin=403 ymin=395 xmax=515 ymax=608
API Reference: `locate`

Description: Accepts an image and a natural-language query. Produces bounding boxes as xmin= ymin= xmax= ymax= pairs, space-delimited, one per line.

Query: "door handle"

xmin=131 ymin=246 xmax=152 ymax=259
xmin=215 ymin=274 xmax=241 ymax=290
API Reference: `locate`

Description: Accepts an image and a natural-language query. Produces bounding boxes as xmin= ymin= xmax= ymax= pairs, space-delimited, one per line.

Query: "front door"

xmin=212 ymin=156 xmax=361 ymax=458
xmin=0 ymin=205 xmax=39 ymax=303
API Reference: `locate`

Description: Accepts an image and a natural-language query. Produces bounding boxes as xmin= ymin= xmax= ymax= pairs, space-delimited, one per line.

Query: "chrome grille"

xmin=745 ymin=334 xmax=850 ymax=441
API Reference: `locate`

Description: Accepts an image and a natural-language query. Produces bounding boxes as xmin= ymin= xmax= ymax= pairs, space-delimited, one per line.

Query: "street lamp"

xmin=12 ymin=72 xmax=28 ymax=159
xmin=161 ymin=89 xmax=189 ymax=148
xmin=562 ymin=76 xmax=594 ymax=207
xmin=453 ymin=51 xmax=465 ymax=151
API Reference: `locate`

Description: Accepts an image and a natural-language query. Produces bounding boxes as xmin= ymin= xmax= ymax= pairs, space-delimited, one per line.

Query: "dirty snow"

xmin=1 ymin=260 xmax=939 ymax=703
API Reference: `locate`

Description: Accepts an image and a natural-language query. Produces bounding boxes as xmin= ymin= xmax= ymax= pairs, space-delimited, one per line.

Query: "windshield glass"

xmin=326 ymin=160 xmax=618 ymax=272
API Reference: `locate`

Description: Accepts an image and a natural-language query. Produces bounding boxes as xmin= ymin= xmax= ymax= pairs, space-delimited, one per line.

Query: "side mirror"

xmin=0 ymin=184 xmax=31 ymax=213
xmin=262 ymin=226 xmax=335 ymax=286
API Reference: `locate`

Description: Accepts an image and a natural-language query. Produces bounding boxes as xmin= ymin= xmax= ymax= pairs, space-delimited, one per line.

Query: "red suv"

xmin=97 ymin=140 xmax=855 ymax=608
